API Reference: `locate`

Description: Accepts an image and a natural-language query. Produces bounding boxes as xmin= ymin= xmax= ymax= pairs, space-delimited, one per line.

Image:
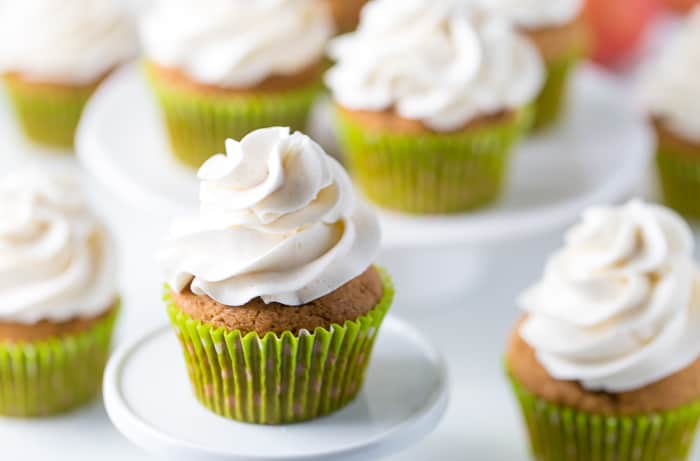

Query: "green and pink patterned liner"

xmin=166 ymin=269 xmax=394 ymax=425
xmin=335 ymin=107 xmax=532 ymax=214
xmin=146 ymin=65 xmax=321 ymax=169
xmin=510 ymin=373 xmax=700 ymax=461
xmin=657 ymin=143 xmax=700 ymax=220
xmin=3 ymin=76 xmax=98 ymax=149
xmin=532 ymin=47 xmax=582 ymax=130
xmin=0 ymin=306 xmax=118 ymax=417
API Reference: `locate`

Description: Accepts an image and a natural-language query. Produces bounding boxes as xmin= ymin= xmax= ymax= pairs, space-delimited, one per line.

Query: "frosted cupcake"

xmin=642 ymin=8 xmax=700 ymax=219
xmin=141 ymin=0 xmax=333 ymax=168
xmin=507 ymin=200 xmax=700 ymax=460
xmin=323 ymin=0 xmax=367 ymax=33
xmin=489 ymin=0 xmax=587 ymax=129
xmin=326 ymin=0 xmax=544 ymax=214
xmin=0 ymin=167 xmax=119 ymax=417
xmin=0 ymin=0 xmax=137 ymax=148
xmin=158 ymin=127 xmax=393 ymax=424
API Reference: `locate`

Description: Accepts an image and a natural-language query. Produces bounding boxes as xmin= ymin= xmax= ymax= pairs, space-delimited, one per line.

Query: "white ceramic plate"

xmin=77 ymin=64 xmax=652 ymax=249
xmin=103 ymin=317 xmax=449 ymax=461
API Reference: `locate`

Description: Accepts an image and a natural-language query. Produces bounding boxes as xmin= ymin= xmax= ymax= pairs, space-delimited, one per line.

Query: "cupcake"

xmin=507 ymin=200 xmax=700 ymax=460
xmin=642 ymin=8 xmax=700 ymax=220
xmin=0 ymin=167 xmax=119 ymax=417
xmin=490 ymin=0 xmax=588 ymax=129
xmin=323 ymin=0 xmax=367 ymax=33
xmin=325 ymin=0 xmax=544 ymax=214
xmin=0 ymin=0 xmax=137 ymax=148
xmin=140 ymin=0 xmax=334 ymax=168
xmin=157 ymin=127 xmax=392 ymax=424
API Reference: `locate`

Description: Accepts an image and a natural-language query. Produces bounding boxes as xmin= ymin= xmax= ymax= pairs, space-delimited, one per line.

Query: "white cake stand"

xmin=76 ymin=64 xmax=653 ymax=306
xmin=103 ymin=317 xmax=448 ymax=461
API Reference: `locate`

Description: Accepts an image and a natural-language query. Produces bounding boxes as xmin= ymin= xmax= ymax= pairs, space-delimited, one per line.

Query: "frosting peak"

xmin=642 ymin=7 xmax=700 ymax=142
xmin=325 ymin=0 xmax=544 ymax=131
xmin=141 ymin=0 xmax=333 ymax=88
xmin=158 ymin=127 xmax=380 ymax=306
xmin=0 ymin=167 xmax=117 ymax=324
xmin=0 ymin=0 xmax=137 ymax=84
xmin=520 ymin=200 xmax=700 ymax=392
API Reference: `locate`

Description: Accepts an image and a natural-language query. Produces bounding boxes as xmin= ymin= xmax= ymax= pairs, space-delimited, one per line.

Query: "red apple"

xmin=662 ymin=0 xmax=699 ymax=12
xmin=584 ymin=0 xmax=661 ymax=67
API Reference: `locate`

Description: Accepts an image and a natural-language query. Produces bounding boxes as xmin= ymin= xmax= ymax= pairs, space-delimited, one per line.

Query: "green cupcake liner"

xmin=0 ymin=306 xmax=118 ymax=417
xmin=533 ymin=50 xmax=582 ymax=131
xmin=510 ymin=374 xmax=700 ymax=461
xmin=657 ymin=145 xmax=700 ymax=220
xmin=2 ymin=76 xmax=97 ymax=149
xmin=335 ymin=107 xmax=532 ymax=214
xmin=165 ymin=270 xmax=394 ymax=425
xmin=146 ymin=67 xmax=321 ymax=169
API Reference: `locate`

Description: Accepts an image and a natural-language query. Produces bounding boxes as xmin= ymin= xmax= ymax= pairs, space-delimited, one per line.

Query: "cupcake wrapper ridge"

xmin=166 ymin=269 xmax=394 ymax=425
xmin=510 ymin=373 xmax=700 ymax=461
xmin=0 ymin=306 xmax=119 ymax=417
xmin=657 ymin=145 xmax=700 ymax=220
xmin=335 ymin=107 xmax=532 ymax=214
xmin=2 ymin=76 xmax=97 ymax=149
xmin=146 ymin=67 xmax=321 ymax=169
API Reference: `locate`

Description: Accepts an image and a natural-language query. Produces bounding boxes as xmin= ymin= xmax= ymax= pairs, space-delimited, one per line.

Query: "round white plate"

xmin=77 ymin=64 xmax=652 ymax=248
xmin=103 ymin=317 xmax=448 ymax=461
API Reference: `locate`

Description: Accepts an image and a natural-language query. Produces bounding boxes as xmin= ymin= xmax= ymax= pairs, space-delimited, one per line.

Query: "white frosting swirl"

xmin=325 ymin=0 xmax=544 ymax=132
xmin=483 ymin=0 xmax=583 ymax=29
xmin=0 ymin=0 xmax=137 ymax=85
xmin=140 ymin=0 xmax=333 ymax=88
xmin=520 ymin=200 xmax=700 ymax=392
xmin=642 ymin=8 xmax=700 ymax=143
xmin=158 ymin=127 xmax=380 ymax=306
xmin=0 ymin=167 xmax=117 ymax=324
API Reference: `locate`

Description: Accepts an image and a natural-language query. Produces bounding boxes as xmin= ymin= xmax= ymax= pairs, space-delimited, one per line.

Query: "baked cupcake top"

xmin=519 ymin=200 xmax=700 ymax=393
xmin=325 ymin=0 xmax=544 ymax=132
xmin=158 ymin=127 xmax=380 ymax=307
xmin=0 ymin=0 xmax=137 ymax=85
xmin=0 ymin=167 xmax=117 ymax=324
xmin=140 ymin=0 xmax=334 ymax=89
xmin=642 ymin=7 xmax=700 ymax=143
xmin=486 ymin=0 xmax=583 ymax=29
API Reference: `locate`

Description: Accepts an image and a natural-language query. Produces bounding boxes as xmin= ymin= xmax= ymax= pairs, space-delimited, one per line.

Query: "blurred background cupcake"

xmin=642 ymin=7 xmax=700 ymax=220
xmin=488 ymin=0 xmax=588 ymax=129
xmin=140 ymin=0 xmax=334 ymax=168
xmin=507 ymin=200 xmax=700 ymax=461
xmin=0 ymin=0 xmax=137 ymax=149
xmin=323 ymin=0 xmax=367 ymax=33
xmin=0 ymin=167 xmax=119 ymax=417
xmin=664 ymin=0 xmax=700 ymax=13
xmin=326 ymin=0 xmax=544 ymax=214
xmin=157 ymin=127 xmax=392 ymax=424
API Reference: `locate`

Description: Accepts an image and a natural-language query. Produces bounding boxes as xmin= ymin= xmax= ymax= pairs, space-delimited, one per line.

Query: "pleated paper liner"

xmin=657 ymin=144 xmax=700 ymax=220
xmin=146 ymin=67 xmax=321 ymax=169
xmin=532 ymin=48 xmax=581 ymax=131
xmin=166 ymin=269 xmax=394 ymax=425
xmin=2 ymin=75 xmax=98 ymax=149
xmin=335 ymin=107 xmax=532 ymax=214
xmin=510 ymin=374 xmax=700 ymax=461
xmin=0 ymin=306 xmax=118 ymax=417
